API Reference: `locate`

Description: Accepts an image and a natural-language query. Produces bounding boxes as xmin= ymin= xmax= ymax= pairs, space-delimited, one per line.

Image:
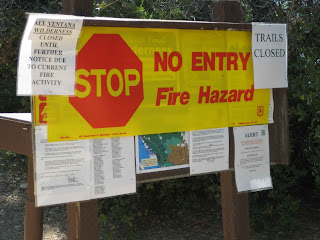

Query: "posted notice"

xmin=234 ymin=125 xmax=272 ymax=192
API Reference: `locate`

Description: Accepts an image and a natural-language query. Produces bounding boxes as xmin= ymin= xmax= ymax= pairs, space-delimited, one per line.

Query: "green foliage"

xmin=250 ymin=165 xmax=306 ymax=238
xmin=286 ymin=2 xmax=320 ymax=201
xmin=94 ymin=0 xmax=215 ymax=21
xmin=98 ymin=174 xmax=220 ymax=238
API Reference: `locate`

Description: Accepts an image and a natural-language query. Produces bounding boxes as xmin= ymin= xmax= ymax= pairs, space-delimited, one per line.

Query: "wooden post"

xmin=62 ymin=0 xmax=94 ymax=16
xmin=67 ymin=200 xmax=99 ymax=240
xmin=213 ymin=1 xmax=251 ymax=239
xmin=25 ymin=155 xmax=44 ymax=240
xmin=62 ymin=0 xmax=99 ymax=239
xmin=220 ymin=172 xmax=250 ymax=239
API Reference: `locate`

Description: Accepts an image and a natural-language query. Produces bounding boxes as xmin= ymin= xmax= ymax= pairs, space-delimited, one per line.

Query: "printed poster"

xmin=90 ymin=137 xmax=136 ymax=199
xmin=190 ymin=128 xmax=229 ymax=175
xmin=17 ymin=13 xmax=83 ymax=96
xmin=45 ymin=26 xmax=271 ymax=142
xmin=34 ymin=125 xmax=91 ymax=206
xmin=252 ymin=23 xmax=288 ymax=89
xmin=234 ymin=124 xmax=272 ymax=192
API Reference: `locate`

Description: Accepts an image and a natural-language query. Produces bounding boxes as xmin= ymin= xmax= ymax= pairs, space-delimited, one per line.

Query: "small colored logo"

xmin=39 ymin=102 xmax=47 ymax=123
xmin=257 ymin=106 xmax=264 ymax=117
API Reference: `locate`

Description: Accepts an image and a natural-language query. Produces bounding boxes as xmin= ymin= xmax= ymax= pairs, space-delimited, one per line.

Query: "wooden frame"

xmin=0 ymin=0 xmax=289 ymax=239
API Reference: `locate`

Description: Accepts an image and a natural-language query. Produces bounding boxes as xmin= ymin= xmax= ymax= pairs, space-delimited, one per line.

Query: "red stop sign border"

xmin=70 ymin=34 xmax=144 ymax=129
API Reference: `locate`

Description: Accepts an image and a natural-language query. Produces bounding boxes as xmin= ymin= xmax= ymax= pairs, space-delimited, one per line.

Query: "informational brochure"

xmin=135 ymin=132 xmax=189 ymax=174
xmin=34 ymin=125 xmax=91 ymax=206
xmin=90 ymin=137 xmax=136 ymax=199
xmin=17 ymin=13 xmax=83 ymax=96
xmin=34 ymin=125 xmax=136 ymax=206
xmin=190 ymin=128 xmax=229 ymax=175
xmin=252 ymin=23 xmax=288 ymax=89
xmin=234 ymin=125 xmax=272 ymax=192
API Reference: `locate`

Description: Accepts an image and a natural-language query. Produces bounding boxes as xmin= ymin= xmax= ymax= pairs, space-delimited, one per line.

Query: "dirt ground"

xmin=0 ymin=157 xmax=319 ymax=240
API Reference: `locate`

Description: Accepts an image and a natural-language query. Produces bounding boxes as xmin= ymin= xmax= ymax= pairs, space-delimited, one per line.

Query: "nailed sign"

xmin=46 ymin=26 xmax=272 ymax=142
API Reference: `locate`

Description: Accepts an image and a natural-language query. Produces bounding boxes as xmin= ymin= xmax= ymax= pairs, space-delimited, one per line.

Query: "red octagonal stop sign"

xmin=70 ymin=34 xmax=144 ymax=128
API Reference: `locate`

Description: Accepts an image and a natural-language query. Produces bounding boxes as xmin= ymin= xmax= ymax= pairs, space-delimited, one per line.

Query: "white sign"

xmin=190 ymin=128 xmax=229 ymax=175
xmin=34 ymin=125 xmax=136 ymax=206
xmin=34 ymin=125 xmax=91 ymax=206
xmin=90 ymin=137 xmax=136 ymax=199
xmin=234 ymin=125 xmax=272 ymax=192
xmin=17 ymin=13 xmax=83 ymax=96
xmin=252 ymin=23 xmax=288 ymax=89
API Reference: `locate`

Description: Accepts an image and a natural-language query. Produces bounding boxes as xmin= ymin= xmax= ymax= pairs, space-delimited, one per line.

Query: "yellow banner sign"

xmin=46 ymin=26 xmax=270 ymax=142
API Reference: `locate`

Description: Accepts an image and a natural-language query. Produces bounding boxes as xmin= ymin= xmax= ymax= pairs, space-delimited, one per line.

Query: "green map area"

xmin=140 ymin=132 xmax=189 ymax=168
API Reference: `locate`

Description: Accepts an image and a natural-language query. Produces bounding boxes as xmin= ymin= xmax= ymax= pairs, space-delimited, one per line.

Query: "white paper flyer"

xmin=252 ymin=23 xmax=288 ymax=89
xmin=34 ymin=125 xmax=91 ymax=206
xmin=34 ymin=125 xmax=136 ymax=206
xmin=90 ymin=137 xmax=136 ymax=199
xmin=190 ymin=128 xmax=229 ymax=175
xmin=17 ymin=13 xmax=83 ymax=96
xmin=234 ymin=125 xmax=272 ymax=192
